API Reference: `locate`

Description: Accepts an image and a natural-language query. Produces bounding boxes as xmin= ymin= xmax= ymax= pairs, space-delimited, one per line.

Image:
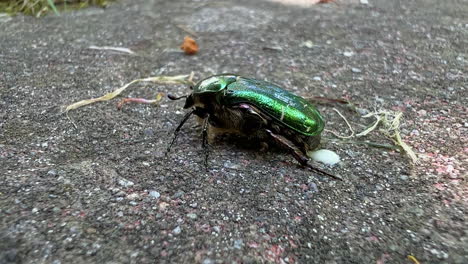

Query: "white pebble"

xmin=343 ymin=51 xmax=354 ymax=57
xmin=118 ymin=178 xmax=134 ymax=187
xmin=149 ymin=190 xmax=160 ymax=199
xmin=308 ymin=149 xmax=341 ymax=166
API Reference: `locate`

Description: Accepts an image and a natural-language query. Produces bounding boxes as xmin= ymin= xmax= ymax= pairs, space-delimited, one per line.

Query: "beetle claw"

xmin=305 ymin=164 xmax=343 ymax=181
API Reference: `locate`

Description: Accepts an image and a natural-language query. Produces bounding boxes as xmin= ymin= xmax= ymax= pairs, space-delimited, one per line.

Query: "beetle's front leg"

xmin=166 ymin=109 xmax=196 ymax=156
xmin=201 ymin=115 xmax=211 ymax=169
xmin=265 ymin=129 xmax=342 ymax=181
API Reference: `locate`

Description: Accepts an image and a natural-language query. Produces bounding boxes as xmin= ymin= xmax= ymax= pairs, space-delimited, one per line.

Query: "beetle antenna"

xmin=165 ymin=109 xmax=195 ymax=156
xmin=167 ymin=94 xmax=188 ymax=101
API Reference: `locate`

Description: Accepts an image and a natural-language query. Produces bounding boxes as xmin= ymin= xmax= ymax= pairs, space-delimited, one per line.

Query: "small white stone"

xmin=312 ymin=76 xmax=322 ymax=81
xmin=301 ymin=40 xmax=314 ymax=48
xmin=149 ymin=190 xmax=160 ymax=199
xmin=343 ymin=51 xmax=354 ymax=57
xmin=308 ymin=149 xmax=341 ymax=166
xmin=173 ymin=226 xmax=181 ymax=235
xmin=127 ymin=193 xmax=140 ymax=200
xmin=118 ymin=178 xmax=134 ymax=187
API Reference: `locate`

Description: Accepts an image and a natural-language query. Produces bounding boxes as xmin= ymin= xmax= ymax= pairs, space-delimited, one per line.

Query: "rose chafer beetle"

xmin=167 ymin=74 xmax=340 ymax=180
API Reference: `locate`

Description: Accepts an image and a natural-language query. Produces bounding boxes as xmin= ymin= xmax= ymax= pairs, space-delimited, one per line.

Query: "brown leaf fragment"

xmin=180 ymin=36 xmax=199 ymax=55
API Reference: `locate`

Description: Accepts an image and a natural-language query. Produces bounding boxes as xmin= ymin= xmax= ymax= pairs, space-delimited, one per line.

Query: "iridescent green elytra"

xmin=190 ymin=74 xmax=325 ymax=136
xmin=167 ymin=74 xmax=340 ymax=180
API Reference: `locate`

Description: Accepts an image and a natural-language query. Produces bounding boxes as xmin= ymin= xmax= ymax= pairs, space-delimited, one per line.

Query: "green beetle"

xmin=167 ymin=74 xmax=340 ymax=180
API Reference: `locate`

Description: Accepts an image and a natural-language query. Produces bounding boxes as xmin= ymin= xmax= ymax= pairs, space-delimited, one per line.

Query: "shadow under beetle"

xmin=166 ymin=74 xmax=341 ymax=180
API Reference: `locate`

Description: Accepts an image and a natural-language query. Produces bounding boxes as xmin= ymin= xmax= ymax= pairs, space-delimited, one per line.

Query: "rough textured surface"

xmin=0 ymin=0 xmax=466 ymax=263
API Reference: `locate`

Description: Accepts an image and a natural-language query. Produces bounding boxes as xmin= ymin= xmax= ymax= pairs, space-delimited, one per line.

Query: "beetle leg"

xmin=265 ymin=129 xmax=342 ymax=181
xmin=201 ymin=115 xmax=211 ymax=169
xmin=259 ymin=142 xmax=269 ymax=152
xmin=232 ymin=103 xmax=269 ymax=135
xmin=166 ymin=109 xmax=196 ymax=156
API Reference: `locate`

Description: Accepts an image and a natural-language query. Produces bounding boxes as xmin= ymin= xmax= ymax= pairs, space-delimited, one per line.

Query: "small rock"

xmin=420 ymin=228 xmax=431 ymax=236
xmin=308 ymin=182 xmax=319 ymax=193
xmin=32 ymin=208 xmax=39 ymax=213
xmin=351 ymin=67 xmax=362 ymax=73
xmin=233 ymin=239 xmax=244 ymax=249
xmin=417 ymin=109 xmax=427 ymax=116
xmin=118 ymin=178 xmax=134 ymax=187
xmin=189 ymin=202 xmax=198 ymax=208
xmin=173 ymin=190 xmax=185 ymax=199
xmin=213 ymin=226 xmax=221 ymax=233
xmin=143 ymin=128 xmax=154 ymax=136
xmin=149 ymin=190 xmax=160 ymax=199
xmin=410 ymin=129 xmax=420 ymax=136
xmin=223 ymin=160 xmax=241 ymax=170
xmin=412 ymin=207 xmax=424 ymax=217
xmin=375 ymin=97 xmax=384 ymax=103
xmin=115 ymin=190 xmax=126 ymax=197
xmin=356 ymin=108 xmax=369 ymax=115
xmin=187 ymin=213 xmax=198 ymax=220
xmin=312 ymin=76 xmax=322 ymax=81
xmin=429 ymin=248 xmax=449 ymax=259
xmin=159 ymin=202 xmax=169 ymax=210
xmin=343 ymin=51 xmax=354 ymax=57
xmin=172 ymin=226 xmax=182 ymax=235
xmin=127 ymin=193 xmax=140 ymax=200
xmin=202 ymin=259 xmax=214 ymax=264
xmin=301 ymin=40 xmax=314 ymax=48
xmin=70 ymin=226 xmax=81 ymax=234
xmin=47 ymin=170 xmax=57 ymax=177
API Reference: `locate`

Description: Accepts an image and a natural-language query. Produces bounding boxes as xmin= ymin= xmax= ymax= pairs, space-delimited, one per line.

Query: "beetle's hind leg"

xmin=265 ymin=129 xmax=342 ymax=181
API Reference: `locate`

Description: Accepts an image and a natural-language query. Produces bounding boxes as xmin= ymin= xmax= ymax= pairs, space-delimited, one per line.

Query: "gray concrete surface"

xmin=0 ymin=0 xmax=467 ymax=263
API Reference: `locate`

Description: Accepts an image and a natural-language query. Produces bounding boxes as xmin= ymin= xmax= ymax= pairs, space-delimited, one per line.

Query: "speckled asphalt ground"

xmin=0 ymin=0 xmax=467 ymax=263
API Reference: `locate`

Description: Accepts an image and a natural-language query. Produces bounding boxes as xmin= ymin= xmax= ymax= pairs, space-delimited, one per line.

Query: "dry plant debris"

xmin=328 ymin=107 xmax=418 ymax=163
xmin=180 ymin=36 xmax=199 ymax=55
xmin=64 ymin=74 xmax=195 ymax=112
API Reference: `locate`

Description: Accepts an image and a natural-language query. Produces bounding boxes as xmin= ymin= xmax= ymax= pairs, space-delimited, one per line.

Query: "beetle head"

xmin=194 ymin=75 xmax=237 ymax=93
xmin=183 ymin=95 xmax=195 ymax=109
